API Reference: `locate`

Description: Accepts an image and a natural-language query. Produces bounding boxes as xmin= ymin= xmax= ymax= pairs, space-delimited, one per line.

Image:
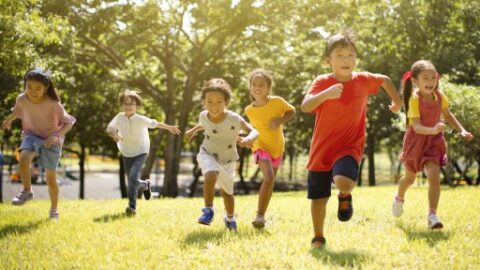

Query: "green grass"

xmin=1 ymin=186 xmax=479 ymax=269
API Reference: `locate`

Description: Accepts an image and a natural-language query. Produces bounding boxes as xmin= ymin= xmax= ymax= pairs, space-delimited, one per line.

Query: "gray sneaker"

xmin=49 ymin=209 xmax=60 ymax=221
xmin=11 ymin=190 xmax=34 ymax=205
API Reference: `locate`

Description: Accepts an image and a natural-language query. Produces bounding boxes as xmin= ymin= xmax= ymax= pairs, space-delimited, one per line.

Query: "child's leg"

xmin=311 ymin=198 xmax=329 ymax=237
xmin=45 ymin=169 xmax=59 ymax=210
xmin=424 ymin=161 xmax=441 ymax=213
xmin=19 ymin=150 xmax=36 ymax=191
xmin=220 ymin=189 xmax=234 ymax=216
xmin=333 ymin=175 xmax=355 ymax=194
xmin=396 ymin=169 xmax=417 ymax=199
xmin=125 ymin=154 xmax=147 ymax=209
xmin=256 ymin=159 xmax=277 ymax=216
xmin=203 ymin=171 xmax=218 ymax=207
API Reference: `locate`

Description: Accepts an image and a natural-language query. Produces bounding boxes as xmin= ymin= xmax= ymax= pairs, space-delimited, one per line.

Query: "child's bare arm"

xmin=238 ymin=120 xmax=259 ymax=148
xmin=301 ymin=84 xmax=343 ymax=113
xmin=185 ymin=124 xmax=204 ymax=141
xmin=380 ymin=75 xmax=403 ymax=113
xmin=269 ymin=109 xmax=296 ymax=129
xmin=1 ymin=111 xmax=18 ymax=130
xmin=156 ymin=122 xmax=181 ymax=135
xmin=412 ymin=118 xmax=445 ymax=135
xmin=442 ymin=108 xmax=474 ymax=141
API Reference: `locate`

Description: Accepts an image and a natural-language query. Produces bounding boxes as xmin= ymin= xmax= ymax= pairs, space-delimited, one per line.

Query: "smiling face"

xmin=326 ymin=45 xmax=357 ymax=81
xmin=203 ymin=90 xmax=227 ymax=120
xmin=122 ymin=96 xmax=137 ymax=117
xmin=25 ymin=80 xmax=47 ymax=103
xmin=250 ymin=75 xmax=271 ymax=101
xmin=412 ymin=69 xmax=438 ymax=98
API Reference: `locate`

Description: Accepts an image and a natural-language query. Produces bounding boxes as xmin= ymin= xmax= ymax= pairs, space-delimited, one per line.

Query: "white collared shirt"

xmin=107 ymin=113 xmax=158 ymax=157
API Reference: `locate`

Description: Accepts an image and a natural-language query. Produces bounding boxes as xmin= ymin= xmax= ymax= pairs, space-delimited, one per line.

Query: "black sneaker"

xmin=311 ymin=236 xmax=326 ymax=249
xmin=337 ymin=194 xmax=353 ymax=221
xmin=125 ymin=206 xmax=136 ymax=216
xmin=143 ymin=180 xmax=152 ymax=200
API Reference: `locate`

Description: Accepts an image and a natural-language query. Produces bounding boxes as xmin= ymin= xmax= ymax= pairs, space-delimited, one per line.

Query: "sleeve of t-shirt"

xmin=140 ymin=115 xmax=158 ymax=129
xmin=12 ymin=94 xmax=24 ymax=119
xmin=364 ymin=72 xmax=384 ymax=95
xmin=407 ymin=95 xmax=420 ymax=120
xmin=107 ymin=114 xmax=120 ymax=130
xmin=307 ymin=75 xmax=329 ymax=96
xmin=57 ymin=104 xmax=76 ymax=125
xmin=439 ymin=91 xmax=449 ymax=109
xmin=279 ymin=97 xmax=295 ymax=113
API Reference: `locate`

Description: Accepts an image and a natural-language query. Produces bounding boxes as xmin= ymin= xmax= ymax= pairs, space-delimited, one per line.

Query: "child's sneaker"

xmin=392 ymin=198 xmax=404 ymax=217
xmin=49 ymin=209 xmax=59 ymax=221
xmin=224 ymin=216 xmax=237 ymax=231
xmin=252 ymin=215 xmax=266 ymax=228
xmin=11 ymin=190 xmax=34 ymax=205
xmin=311 ymin=236 xmax=326 ymax=249
xmin=428 ymin=214 xmax=443 ymax=229
xmin=143 ymin=180 xmax=152 ymax=200
xmin=125 ymin=206 xmax=136 ymax=216
xmin=198 ymin=207 xmax=214 ymax=225
xmin=337 ymin=193 xmax=353 ymax=221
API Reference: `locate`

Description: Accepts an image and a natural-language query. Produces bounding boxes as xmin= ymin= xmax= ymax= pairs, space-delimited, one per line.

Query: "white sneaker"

xmin=252 ymin=215 xmax=266 ymax=228
xmin=49 ymin=209 xmax=60 ymax=222
xmin=392 ymin=199 xmax=403 ymax=217
xmin=11 ymin=190 xmax=34 ymax=205
xmin=428 ymin=214 xmax=443 ymax=229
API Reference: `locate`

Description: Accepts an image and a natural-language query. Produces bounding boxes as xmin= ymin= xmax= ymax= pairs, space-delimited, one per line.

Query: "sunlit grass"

xmin=1 ymin=186 xmax=479 ymax=269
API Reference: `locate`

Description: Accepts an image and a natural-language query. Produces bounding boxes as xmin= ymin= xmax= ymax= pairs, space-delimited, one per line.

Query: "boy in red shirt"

xmin=301 ymin=30 xmax=402 ymax=248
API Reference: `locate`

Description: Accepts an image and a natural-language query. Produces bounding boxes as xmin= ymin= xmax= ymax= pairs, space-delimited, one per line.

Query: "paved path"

xmin=1 ymin=171 xmax=194 ymax=202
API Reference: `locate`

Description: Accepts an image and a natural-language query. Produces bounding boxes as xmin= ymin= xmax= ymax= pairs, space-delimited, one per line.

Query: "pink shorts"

xmin=253 ymin=149 xmax=283 ymax=168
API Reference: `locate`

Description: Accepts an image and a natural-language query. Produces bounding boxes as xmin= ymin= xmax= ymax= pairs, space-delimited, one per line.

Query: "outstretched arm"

xmin=237 ymin=120 xmax=259 ymax=148
xmin=442 ymin=108 xmax=474 ymax=141
xmin=380 ymin=75 xmax=403 ymax=113
xmin=185 ymin=124 xmax=204 ymax=141
xmin=156 ymin=122 xmax=180 ymax=135
xmin=1 ymin=111 xmax=18 ymax=130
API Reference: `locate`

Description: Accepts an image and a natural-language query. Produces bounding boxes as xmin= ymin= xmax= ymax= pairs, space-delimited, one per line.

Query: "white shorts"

xmin=197 ymin=150 xmax=236 ymax=195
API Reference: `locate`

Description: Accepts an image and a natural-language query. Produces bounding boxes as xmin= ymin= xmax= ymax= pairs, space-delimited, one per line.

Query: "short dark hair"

xmin=23 ymin=67 xmax=60 ymax=102
xmin=200 ymin=78 xmax=232 ymax=104
xmin=118 ymin=89 xmax=143 ymax=106
xmin=324 ymin=29 xmax=357 ymax=58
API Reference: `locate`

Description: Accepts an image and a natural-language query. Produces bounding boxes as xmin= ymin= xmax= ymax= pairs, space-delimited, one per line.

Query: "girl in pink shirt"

xmin=2 ymin=68 xmax=76 ymax=221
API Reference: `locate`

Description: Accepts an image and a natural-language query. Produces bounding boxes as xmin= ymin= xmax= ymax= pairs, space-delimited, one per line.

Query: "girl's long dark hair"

xmin=23 ymin=68 xmax=60 ymax=102
xmin=401 ymin=60 xmax=438 ymax=126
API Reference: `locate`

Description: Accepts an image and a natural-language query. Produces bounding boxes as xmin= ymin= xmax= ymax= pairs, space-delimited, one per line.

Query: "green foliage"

xmin=1 ymin=187 xmax=480 ymax=269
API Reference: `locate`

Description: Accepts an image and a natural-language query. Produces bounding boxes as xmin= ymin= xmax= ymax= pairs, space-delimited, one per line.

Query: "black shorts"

xmin=307 ymin=155 xmax=359 ymax=199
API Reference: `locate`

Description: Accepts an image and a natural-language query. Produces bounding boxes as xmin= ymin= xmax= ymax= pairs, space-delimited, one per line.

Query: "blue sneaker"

xmin=198 ymin=208 xmax=214 ymax=225
xmin=224 ymin=216 xmax=237 ymax=231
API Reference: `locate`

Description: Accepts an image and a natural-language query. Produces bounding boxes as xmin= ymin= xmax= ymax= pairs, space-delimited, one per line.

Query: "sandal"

xmin=311 ymin=236 xmax=326 ymax=248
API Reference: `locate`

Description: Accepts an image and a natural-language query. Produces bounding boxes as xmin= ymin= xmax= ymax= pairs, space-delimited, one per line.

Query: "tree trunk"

xmin=119 ymin=157 xmax=127 ymax=198
xmin=477 ymin=150 xmax=480 ymax=185
xmin=79 ymin=145 xmax=86 ymax=199
xmin=366 ymin=134 xmax=376 ymax=186
xmin=141 ymin=130 xmax=165 ymax=181
xmin=358 ymin=157 xmax=365 ymax=187
xmin=237 ymin=147 xmax=249 ymax=195
xmin=288 ymin=148 xmax=294 ymax=181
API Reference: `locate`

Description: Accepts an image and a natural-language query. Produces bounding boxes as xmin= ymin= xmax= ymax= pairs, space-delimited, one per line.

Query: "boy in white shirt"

xmin=107 ymin=89 xmax=180 ymax=216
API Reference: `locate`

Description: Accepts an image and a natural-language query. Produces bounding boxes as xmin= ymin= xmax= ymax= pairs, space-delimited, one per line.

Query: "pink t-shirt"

xmin=13 ymin=92 xmax=76 ymax=139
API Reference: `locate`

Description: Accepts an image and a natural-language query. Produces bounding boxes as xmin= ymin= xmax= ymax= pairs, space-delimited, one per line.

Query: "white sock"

xmin=225 ymin=215 xmax=235 ymax=222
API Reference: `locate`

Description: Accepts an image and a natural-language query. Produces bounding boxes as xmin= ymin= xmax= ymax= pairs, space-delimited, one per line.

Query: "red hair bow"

xmin=402 ymin=71 xmax=413 ymax=81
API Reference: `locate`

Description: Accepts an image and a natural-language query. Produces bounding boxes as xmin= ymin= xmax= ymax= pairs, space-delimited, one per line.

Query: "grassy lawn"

xmin=1 ymin=186 xmax=479 ymax=269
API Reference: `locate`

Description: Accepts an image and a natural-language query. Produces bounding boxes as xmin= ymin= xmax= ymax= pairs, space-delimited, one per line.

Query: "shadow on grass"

xmin=181 ymin=226 xmax=270 ymax=249
xmin=0 ymin=219 xmax=47 ymax=240
xmin=93 ymin=212 xmax=130 ymax=223
xmin=310 ymin=248 xmax=370 ymax=268
xmin=396 ymin=221 xmax=451 ymax=247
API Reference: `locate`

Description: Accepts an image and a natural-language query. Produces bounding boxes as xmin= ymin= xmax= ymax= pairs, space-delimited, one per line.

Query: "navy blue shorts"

xmin=307 ymin=155 xmax=359 ymax=199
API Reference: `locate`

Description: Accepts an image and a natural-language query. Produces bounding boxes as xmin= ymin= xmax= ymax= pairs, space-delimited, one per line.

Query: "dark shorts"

xmin=307 ymin=155 xmax=359 ymax=199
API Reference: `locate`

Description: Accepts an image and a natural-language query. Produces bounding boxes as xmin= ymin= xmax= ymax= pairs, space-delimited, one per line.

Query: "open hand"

xmin=461 ymin=130 xmax=474 ymax=141
xmin=1 ymin=119 xmax=12 ymax=130
xmin=389 ymin=101 xmax=402 ymax=113
xmin=168 ymin=125 xmax=181 ymax=135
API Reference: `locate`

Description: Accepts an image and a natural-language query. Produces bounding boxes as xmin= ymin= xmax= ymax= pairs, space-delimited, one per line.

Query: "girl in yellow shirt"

xmin=245 ymin=69 xmax=296 ymax=228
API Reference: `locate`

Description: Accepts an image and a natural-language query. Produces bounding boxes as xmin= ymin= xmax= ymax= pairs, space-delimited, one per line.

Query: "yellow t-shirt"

xmin=245 ymin=96 xmax=295 ymax=158
xmin=407 ymin=90 xmax=449 ymax=125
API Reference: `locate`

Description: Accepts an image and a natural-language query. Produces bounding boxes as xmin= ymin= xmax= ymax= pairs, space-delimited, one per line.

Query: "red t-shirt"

xmin=306 ymin=72 xmax=384 ymax=171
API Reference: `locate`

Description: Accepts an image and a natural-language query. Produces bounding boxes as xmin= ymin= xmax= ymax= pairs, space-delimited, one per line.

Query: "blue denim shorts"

xmin=20 ymin=134 xmax=62 ymax=170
